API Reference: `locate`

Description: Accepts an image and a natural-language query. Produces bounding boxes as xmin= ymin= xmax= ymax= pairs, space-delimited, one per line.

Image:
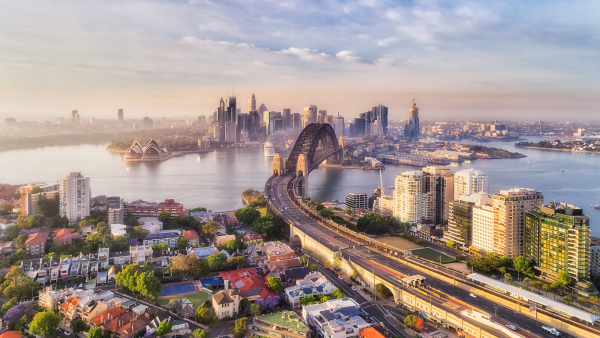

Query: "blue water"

xmin=0 ymin=136 xmax=599 ymax=236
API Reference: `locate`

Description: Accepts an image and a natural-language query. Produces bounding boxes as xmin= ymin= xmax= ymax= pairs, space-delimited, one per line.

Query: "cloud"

xmin=279 ymin=48 xmax=332 ymax=62
xmin=378 ymin=37 xmax=398 ymax=47
xmin=336 ymin=50 xmax=362 ymax=63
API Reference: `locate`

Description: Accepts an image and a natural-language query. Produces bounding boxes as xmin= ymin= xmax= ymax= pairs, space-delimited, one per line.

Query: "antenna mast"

xmin=379 ymin=168 xmax=384 ymax=196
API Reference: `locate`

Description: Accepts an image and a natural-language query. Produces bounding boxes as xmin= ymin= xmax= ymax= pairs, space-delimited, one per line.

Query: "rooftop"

xmin=468 ymin=273 xmax=599 ymax=324
xmin=257 ymin=311 xmax=308 ymax=332
xmin=182 ymin=230 xmax=199 ymax=240
xmin=25 ymin=231 xmax=49 ymax=245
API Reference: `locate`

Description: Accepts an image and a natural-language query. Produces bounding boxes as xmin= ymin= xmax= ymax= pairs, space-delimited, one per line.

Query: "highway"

xmin=267 ymin=175 xmax=578 ymax=338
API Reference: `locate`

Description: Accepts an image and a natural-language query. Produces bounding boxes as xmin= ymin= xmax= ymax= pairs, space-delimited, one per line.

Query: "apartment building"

xmin=264 ymin=242 xmax=295 ymax=262
xmin=59 ymin=172 xmax=91 ymax=221
xmin=394 ymin=171 xmax=430 ymax=224
xmin=130 ymin=245 xmax=153 ymax=264
xmin=493 ymin=188 xmax=543 ymax=258
xmin=526 ymin=202 xmax=590 ymax=283
xmin=302 ymin=298 xmax=372 ymax=338
xmin=21 ymin=190 xmax=58 ymax=217
xmin=107 ymin=208 xmax=124 ymax=225
xmin=284 ymin=272 xmax=337 ymax=308
xmin=143 ymin=232 xmax=179 ymax=248
xmin=345 ymin=193 xmax=368 ymax=213
xmin=212 ymin=289 xmax=241 ymax=319
xmin=470 ymin=194 xmax=496 ymax=255
xmin=454 ymin=168 xmax=488 ymax=198
xmin=25 ymin=232 xmax=49 ymax=258
xmin=125 ymin=199 xmax=184 ymax=218
xmin=422 ymin=166 xmax=454 ymax=226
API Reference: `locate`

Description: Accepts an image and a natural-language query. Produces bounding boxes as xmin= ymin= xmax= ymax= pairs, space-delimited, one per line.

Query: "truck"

xmin=542 ymin=325 xmax=560 ymax=336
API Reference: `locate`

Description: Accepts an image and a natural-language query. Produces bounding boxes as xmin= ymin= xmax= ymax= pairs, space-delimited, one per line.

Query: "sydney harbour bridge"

xmin=263 ymin=123 xmax=587 ymax=338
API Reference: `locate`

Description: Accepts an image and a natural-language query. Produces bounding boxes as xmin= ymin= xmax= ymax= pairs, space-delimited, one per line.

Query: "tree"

xmin=591 ymin=295 xmax=599 ymax=304
xmin=169 ymin=253 xmax=202 ymax=277
xmin=356 ymin=213 xmax=389 ymax=235
xmin=70 ymin=319 xmax=87 ymax=333
xmin=513 ymin=256 xmax=534 ymax=276
xmin=446 ymin=240 xmax=454 ymax=248
xmin=230 ymin=317 xmax=248 ymax=338
xmin=155 ymin=321 xmax=173 ymax=336
xmin=414 ymin=318 xmax=425 ymax=331
xmin=455 ymin=254 xmax=465 ymax=262
xmin=576 ymin=297 xmax=586 ymax=309
xmin=252 ymin=215 xmax=281 ymax=239
xmin=268 ymin=277 xmax=283 ymax=294
xmin=235 ymin=206 xmax=261 ymax=225
xmin=256 ymin=296 xmax=280 ymax=312
xmin=3 ymin=225 xmax=21 ymax=241
xmin=158 ymin=211 xmax=171 ymax=223
xmin=88 ymin=327 xmax=104 ymax=338
xmin=331 ymin=287 xmax=344 ymax=299
xmin=202 ymin=221 xmax=218 ymax=239
xmin=52 ymin=214 xmax=63 ymax=227
xmin=131 ymin=226 xmax=150 ymax=240
xmin=37 ymin=198 xmax=58 ymax=217
xmin=404 ymin=315 xmax=417 ymax=329
xmin=563 ymin=295 xmax=573 ymax=305
xmin=192 ymin=329 xmax=211 ymax=338
xmin=375 ymin=284 xmax=392 ymax=300
xmin=206 ymin=253 xmax=226 ymax=271
xmin=151 ymin=243 xmax=160 ymax=251
xmin=136 ymin=272 xmax=162 ymax=300
xmin=300 ymin=255 xmax=309 ymax=266
xmin=0 ymin=267 xmax=39 ymax=300
xmin=195 ymin=306 xmax=214 ymax=325
xmin=249 ymin=303 xmax=262 ymax=316
xmin=159 ymin=242 xmax=169 ymax=251
xmin=3 ymin=305 xmax=24 ymax=322
xmin=504 ymin=273 xmax=512 ymax=283
xmin=178 ymin=237 xmax=189 ymax=249
xmin=542 ymin=284 xmax=550 ymax=296
xmin=27 ymin=215 xmax=41 ymax=228
xmin=30 ymin=311 xmax=60 ymax=337
xmin=14 ymin=234 xmax=28 ymax=249
xmin=310 ymin=264 xmax=318 ymax=272
xmin=557 ymin=271 xmax=572 ymax=290
xmin=223 ymin=256 xmax=249 ymax=270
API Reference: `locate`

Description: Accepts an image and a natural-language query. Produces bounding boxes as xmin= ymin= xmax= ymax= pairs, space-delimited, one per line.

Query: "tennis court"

xmin=410 ymin=248 xmax=455 ymax=264
xmin=158 ymin=282 xmax=198 ymax=298
xmin=199 ymin=276 xmax=224 ymax=288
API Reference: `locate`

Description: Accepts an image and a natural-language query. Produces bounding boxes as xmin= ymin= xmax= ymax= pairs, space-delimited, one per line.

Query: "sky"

xmin=1 ymin=0 xmax=599 ymax=121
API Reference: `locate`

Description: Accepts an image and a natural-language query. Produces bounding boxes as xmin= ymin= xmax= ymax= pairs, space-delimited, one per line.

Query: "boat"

xmin=264 ymin=142 xmax=275 ymax=157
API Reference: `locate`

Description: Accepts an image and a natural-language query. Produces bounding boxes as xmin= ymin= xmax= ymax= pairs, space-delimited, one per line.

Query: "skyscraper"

xmin=334 ymin=112 xmax=344 ymax=136
xmin=318 ymin=110 xmax=327 ymax=124
xmin=372 ymin=104 xmax=388 ymax=134
xmin=282 ymin=109 xmax=291 ymax=130
xmin=59 ymin=172 xmax=91 ymax=221
xmin=118 ymin=109 xmax=124 ymax=122
xmin=217 ymin=98 xmax=226 ymax=141
xmin=248 ymin=93 xmax=256 ymax=113
xmin=227 ymin=94 xmax=237 ymax=124
xmin=404 ymin=98 xmax=420 ymax=141
xmin=354 ymin=118 xmax=365 ymax=136
xmin=454 ymin=168 xmax=488 ymax=198
xmin=292 ymin=113 xmax=302 ymax=136
xmin=258 ymin=103 xmax=268 ymax=123
xmin=493 ymin=188 xmax=544 ymax=258
xmin=526 ymin=202 xmax=590 ymax=282
xmin=445 ymin=192 xmax=492 ymax=248
xmin=422 ymin=166 xmax=454 ymax=226
xmin=393 ymin=171 xmax=429 ymax=224
xmin=303 ymin=105 xmax=317 ymax=127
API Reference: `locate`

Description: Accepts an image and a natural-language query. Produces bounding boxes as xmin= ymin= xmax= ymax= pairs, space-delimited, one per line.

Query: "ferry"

xmin=264 ymin=142 xmax=276 ymax=157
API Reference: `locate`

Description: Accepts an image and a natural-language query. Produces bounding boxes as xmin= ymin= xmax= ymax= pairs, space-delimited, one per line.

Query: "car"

xmin=351 ymin=286 xmax=357 ymax=291
xmin=469 ymin=293 xmax=477 ymax=298
xmin=331 ymin=235 xmax=335 ymax=238
xmin=338 ymin=276 xmax=343 ymax=280
xmin=505 ymin=324 xmax=517 ymax=331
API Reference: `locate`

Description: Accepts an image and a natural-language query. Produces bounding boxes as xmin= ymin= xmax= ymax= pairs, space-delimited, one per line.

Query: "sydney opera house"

xmin=123 ymin=139 xmax=170 ymax=162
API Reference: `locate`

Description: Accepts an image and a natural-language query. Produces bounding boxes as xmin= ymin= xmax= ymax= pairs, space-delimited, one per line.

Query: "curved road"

xmin=266 ymin=175 xmax=577 ymax=338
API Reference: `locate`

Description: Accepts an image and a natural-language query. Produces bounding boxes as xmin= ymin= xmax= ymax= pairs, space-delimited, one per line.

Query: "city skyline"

xmin=1 ymin=1 xmax=600 ymax=121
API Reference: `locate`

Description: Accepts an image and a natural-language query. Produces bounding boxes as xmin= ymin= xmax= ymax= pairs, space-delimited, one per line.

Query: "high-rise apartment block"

xmin=445 ymin=193 xmax=492 ymax=248
xmin=469 ymin=193 xmax=495 ymax=254
xmin=372 ymin=104 xmax=388 ymax=134
xmin=493 ymin=188 xmax=543 ymax=258
xmin=334 ymin=112 xmax=344 ymax=136
xmin=394 ymin=171 xmax=428 ymax=224
xmin=118 ymin=109 xmax=123 ymax=122
xmin=346 ymin=193 xmax=368 ymax=213
xmin=59 ymin=172 xmax=91 ymax=221
xmin=454 ymin=168 xmax=488 ymax=198
xmin=526 ymin=202 xmax=590 ymax=282
xmin=422 ymin=166 xmax=454 ymax=226
xmin=108 ymin=208 xmax=124 ymax=226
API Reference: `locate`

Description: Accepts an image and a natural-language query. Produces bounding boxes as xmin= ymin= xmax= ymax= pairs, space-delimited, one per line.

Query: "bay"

xmin=0 ymin=136 xmax=598 ymax=236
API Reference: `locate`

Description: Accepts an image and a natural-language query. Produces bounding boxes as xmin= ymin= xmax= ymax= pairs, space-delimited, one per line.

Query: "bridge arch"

xmin=285 ymin=123 xmax=340 ymax=174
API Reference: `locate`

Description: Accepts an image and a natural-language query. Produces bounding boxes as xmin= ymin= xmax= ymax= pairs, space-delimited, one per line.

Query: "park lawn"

xmin=257 ymin=207 xmax=267 ymax=216
xmin=411 ymin=248 xmax=455 ymax=264
xmin=381 ymin=236 xmax=422 ymax=250
xmin=155 ymin=290 xmax=211 ymax=307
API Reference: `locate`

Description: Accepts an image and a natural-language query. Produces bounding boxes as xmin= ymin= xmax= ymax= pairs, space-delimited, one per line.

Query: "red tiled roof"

xmin=25 ymin=232 xmax=48 ymax=245
xmin=54 ymin=228 xmax=76 ymax=242
xmin=243 ymin=234 xmax=263 ymax=242
xmin=360 ymin=327 xmax=386 ymax=338
xmin=219 ymin=268 xmax=257 ymax=281
xmin=89 ymin=307 xmax=126 ymax=327
xmin=0 ymin=331 xmax=24 ymax=338
xmin=182 ymin=230 xmax=199 ymax=240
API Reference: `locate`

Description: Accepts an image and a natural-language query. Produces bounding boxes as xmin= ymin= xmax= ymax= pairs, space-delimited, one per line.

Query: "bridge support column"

xmin=272 ymin=153 xmax=283 ymax=176
xmin=296 ymin=153 xmax=308 ymax=199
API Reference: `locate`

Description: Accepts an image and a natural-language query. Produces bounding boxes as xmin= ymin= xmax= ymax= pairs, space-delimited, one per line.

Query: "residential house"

xmin=284 ymin=272 xmax=337 ymax=308
xmin=219 ymin=268 xmax=277 ymax=301
xmin=182 ymin=230 xmax=200 ymax=246
xmin=302 ymin=298 xmax=372 ymax=338
xmin=130 ymin=245 xmax=153 ymax=264
xmin=212 ymin=289 xmax=241 ymax=319
xmin=132 ymin=304 xmax=149 ymax=316
xmin=98 ymin=248 xmax=110 ymax=269
xmin=97 ymin=271 xmax=108 ymax=285
xmin=0 ymin=331 xmax=24 ymax=338
xmin=111 ymin=224 xmax=127 ymax=237
xmin=243 ymin=234 xmax=263 ymax=244
xmin=116 ymin=315 xmax=152 ymax=338
xmin=108 ymin=266 xmax=122 ymax=284
xmin=53 ymin=228 xmax=77 ymax=244
xmin=171 ymin=320 xmax=191 ymax=335
xmin=146 ymin=313 xmax=171 ymax=334
xmin=0 ymin=241 xmax=16 ymax=254
xmin=143 ymin=232 xmax=179 ymax=248
xmin=263 ymin=242 xmax=296 ymax=262
xmin=24 ymin=231 xmax=49 ymax=258
xmin=188 ymin=246 xmax=219 ymax=260
xmin=108 ymin=251 xmax=131 ymax=265
xmin=82 ymin=225 xmax=97 ymax=238
xmin=266 ymin=258 xmax=302 ymax=274
xmin=280 ymin=267 xmax=312 ymax=287
xmin=215 ymin=234 xmax=236 ymax=246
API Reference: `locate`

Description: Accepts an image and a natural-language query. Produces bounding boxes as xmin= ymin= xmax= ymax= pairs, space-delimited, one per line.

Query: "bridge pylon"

xmin=296 ymin=153 xmax=308 ymax=199
xmin=272 ymin=153 xmax=283 ymax=176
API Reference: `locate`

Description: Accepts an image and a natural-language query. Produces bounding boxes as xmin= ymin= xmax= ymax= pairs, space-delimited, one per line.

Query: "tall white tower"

xmin=454 ymin=168 xmax=488 ymax=198
xmin=59 ymin=172 xmax=91 ymax=221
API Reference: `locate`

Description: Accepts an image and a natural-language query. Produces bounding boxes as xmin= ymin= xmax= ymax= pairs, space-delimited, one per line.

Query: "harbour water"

xmin=1 ymin=136 xmax=599 ymax=236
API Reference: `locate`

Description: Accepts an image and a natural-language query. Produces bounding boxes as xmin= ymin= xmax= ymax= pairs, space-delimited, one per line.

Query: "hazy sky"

xmin=1 ymin=0 xmax=599 ymax=121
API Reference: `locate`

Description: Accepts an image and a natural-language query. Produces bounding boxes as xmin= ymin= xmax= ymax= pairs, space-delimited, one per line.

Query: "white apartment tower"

xmin=493 ymin=188 xmax=543 ymax=258
xmin=454 ymin=168 xmax=488 ymax=198
xmin=394 ymin=171 xmax=430 ymax=224
xmin=59 ymin=172 xmax=91 ymax=221
xmin=470 ymin=193 xmax=495 ymax=254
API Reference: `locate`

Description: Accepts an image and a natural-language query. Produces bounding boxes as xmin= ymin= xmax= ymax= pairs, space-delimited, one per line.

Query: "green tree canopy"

xmin=30 ymin=311 xmax=60 ymax=337
xmin=70 ymin=319 xmax=88 ymax=333
xmin=155 ymin=320 xmax=173 ymax=336
xmin=267 ymin=277 xmax=283 ymax=294
xmin=235 ymin=206 xmax=261 ymax=225
xmin=310 ymin=264 xmax=318 ymax=272
xmin=88 ymin=327 xmax=104 ymax=338
xmin=158 ymin=211 xmax=171 ymax=223
xmin=252 ymin=215 xmax=281 ymax=240
xmin=331 ymin=288 xmax=344 ymax=299
xmin=192 ymin=329 xmax=211 ymax=338
xmin=356 ymin=213 xmax=390 ymax=235
xmin=195 ymin=306 xmax=214 ymax=325
xmin=230 ymin=317 xmax=248 ymax=338
xmin=178 ymin=237 xmax=189 ymax=249
xmin=513 ymin=256 xmax=534 ymax=276
xmin=201 ymin=221 xmax=218 ymax=238
xmin=249 ymin=303 xmax=262 ymax=316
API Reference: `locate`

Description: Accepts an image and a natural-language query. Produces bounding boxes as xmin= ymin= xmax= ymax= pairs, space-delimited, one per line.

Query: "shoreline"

xmin=515 ymin=146 xmax=600 ymax=155
xmin=122 ymin=149 xmax=215 ymax=162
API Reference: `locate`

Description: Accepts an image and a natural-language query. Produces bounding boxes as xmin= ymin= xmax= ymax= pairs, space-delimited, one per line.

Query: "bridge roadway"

xmin=267 ymin=175 xmax=577 ymax=338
